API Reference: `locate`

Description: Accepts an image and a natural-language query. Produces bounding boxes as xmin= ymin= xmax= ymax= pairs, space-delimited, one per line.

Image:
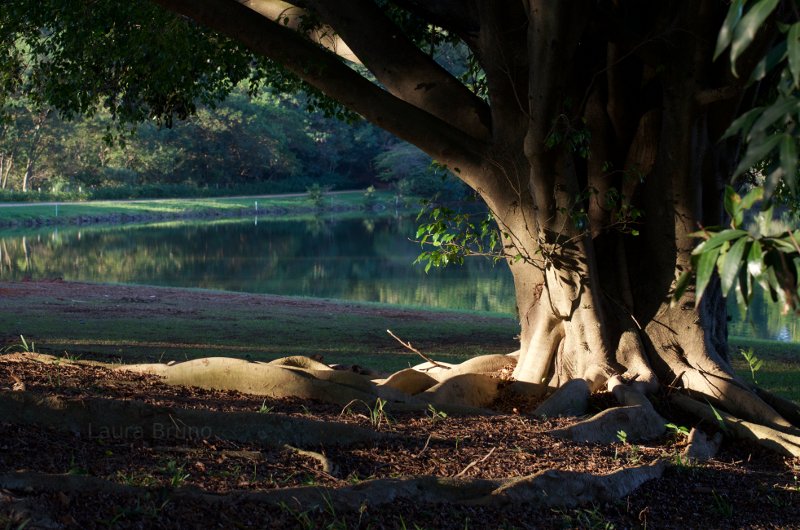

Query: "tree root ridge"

xmin=0 ymin=390 xmax=384 ymax=448
xmin=672 ymin=394 xmax=800 ymax=457
xmin=0 ymin=462 xmax=665 ymax=510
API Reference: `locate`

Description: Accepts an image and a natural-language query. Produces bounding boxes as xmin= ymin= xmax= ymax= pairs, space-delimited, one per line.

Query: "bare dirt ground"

xmin=0 ymin=282 xmax=798 ymax=529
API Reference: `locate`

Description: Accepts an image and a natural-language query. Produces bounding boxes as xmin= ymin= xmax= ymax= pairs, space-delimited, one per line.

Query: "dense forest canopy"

xmin=0 ymin=0 xmax=799 ymax=452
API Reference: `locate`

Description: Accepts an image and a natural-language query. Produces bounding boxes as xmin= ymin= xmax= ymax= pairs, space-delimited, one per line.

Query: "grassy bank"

xmin=0 ymin=190 xmax=409 ymax=227
xmin=0 ymin=281 xmax=519 ymax=374
xmin=1 ymin=280 xmax=797 ymax=401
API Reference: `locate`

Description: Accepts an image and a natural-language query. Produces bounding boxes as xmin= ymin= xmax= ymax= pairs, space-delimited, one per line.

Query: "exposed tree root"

xmin=532 ymin=379 xmax=589 ymax=418
xmin=0 ymin=462 xmax=664 ymax=510
xmin=672 ymin=394 xmax=800 ymax=458
xmin=486 ymin=461 xmax=665 ymax=507
xmin=375 ymin=368 xmax=438 ymax=394
xmin=0 ymin=391 xmax=385 ymax=448
xmin=551 ymin=405 xmax=666 ymax=444
xmin=682 ymin=428 xmax=722 ymax=462
xmin=422 ymin=373 xmax=501 ymax=409
xmin=284 ymin=445 xmax=338 ymax=477
xmin=120 ymin=357 xmax=381 ymax=406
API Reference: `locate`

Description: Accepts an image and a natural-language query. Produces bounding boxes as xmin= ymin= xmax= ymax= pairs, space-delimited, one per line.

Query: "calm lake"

xmin=0 ymin=215 xmax=796 ymax=342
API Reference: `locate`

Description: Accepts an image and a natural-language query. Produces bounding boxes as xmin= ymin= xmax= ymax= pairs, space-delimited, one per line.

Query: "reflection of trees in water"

xmin=0 ymin=217 xmax=792 ymax=335
xmin=728 ymin=290 xmax=799 ymax=342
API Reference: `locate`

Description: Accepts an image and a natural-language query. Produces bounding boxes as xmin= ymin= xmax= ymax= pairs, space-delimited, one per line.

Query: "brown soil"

xmin=1 ymin=354 xmax=798 ymax=529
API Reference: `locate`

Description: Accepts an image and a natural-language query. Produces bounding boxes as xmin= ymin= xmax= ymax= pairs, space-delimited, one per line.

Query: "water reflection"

xmin=0 ymin=216 xmax=515 ymax=315
xmin=0 ymin=216 xmax=795 ymax=342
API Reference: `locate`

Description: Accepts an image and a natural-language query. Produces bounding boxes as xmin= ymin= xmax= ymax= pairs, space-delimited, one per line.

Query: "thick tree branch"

xmin=240 ymin=0 xmax=361 ymax=64
xmin=152 ymin=0 xmax=489 ymax=182
xmin=306 ymin=0 xmax=491 ymax=142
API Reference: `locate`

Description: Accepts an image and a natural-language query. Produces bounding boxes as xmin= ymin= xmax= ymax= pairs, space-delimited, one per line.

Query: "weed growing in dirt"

xmin=614 ymin=430 xmax=640 ymax=465
xmin=67 ymin=455 xmax=87 ymax=476
xmin=711 ymin=490 xmax=733 ymax=517
xmin=340 ymin=398 xmax=392 ymax=430
xmin=100 ymin=497 xmax=170 ymax=527
xmin=3 ymin=335 xmax=35 ymax=354
xmin=427 ymin=404 xmax=448 ymax=423
xmin=163 ymin=460 xmax=189 ymax=488
xmin=665 ymin=423 xmax=690 ymax=439
xmin=257 ymin=400 xmax=273 ymax=414
xmin=555 ymin=504 xmax=615 ymax=529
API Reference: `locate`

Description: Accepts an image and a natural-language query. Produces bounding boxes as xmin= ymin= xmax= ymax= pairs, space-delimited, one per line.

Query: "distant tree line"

xmin=0 ymin=86 xmax=466 ymax=200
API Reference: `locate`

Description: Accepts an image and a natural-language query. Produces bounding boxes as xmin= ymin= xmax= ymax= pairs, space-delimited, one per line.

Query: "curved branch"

xmin=306 ymin=0 xmax=492 ymax=141
xmin=240 ymin=0 xmax=361 ymax=64
xmin=152 ymin=0 xmax=489 ymax=183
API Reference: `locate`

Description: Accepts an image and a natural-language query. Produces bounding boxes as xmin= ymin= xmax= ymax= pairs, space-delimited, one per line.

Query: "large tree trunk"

xmin=469 ymin=0 xmax=791 ymax=429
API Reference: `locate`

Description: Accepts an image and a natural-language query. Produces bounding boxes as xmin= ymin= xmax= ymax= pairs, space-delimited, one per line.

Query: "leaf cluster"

xmin=414 ymin=205 xmax=502 ymax=272
xmin=716 ymin=0 xmax=800 ymax=195
xmin=676 ymin=186 xmax=799 ymax=313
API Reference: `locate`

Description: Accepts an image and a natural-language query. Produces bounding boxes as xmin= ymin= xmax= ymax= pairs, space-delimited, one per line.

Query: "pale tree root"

xmin=549 ymin=378 xmax=666 ymax=444
xmin=672 ymin=394 xmax=800 ymax=458
xmin=120 ymin=357 xmax=381 ymax=406
xmin=682 ymin=428 xmax=723 ymax=462
xmin=284 ymin=445 xmax=338 ymax=477
xmin=4 ymin=353 xmax=508 ymax=412
xmin=0 ymin=391 xmax=384 ymax=448
xmin=119 ymin=356 xmax=502 ymax=413
xmin=0 ymin=462 xmax=664 ymax=511
xmin=532 ymin=379 xmax=589 ymax=418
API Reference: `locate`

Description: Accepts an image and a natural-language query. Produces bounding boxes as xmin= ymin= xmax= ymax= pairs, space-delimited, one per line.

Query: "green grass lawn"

xmin=0 ymin=190 xmax=403 ymax=225
xmin=729 ymin=337 xmax=800 ymax=402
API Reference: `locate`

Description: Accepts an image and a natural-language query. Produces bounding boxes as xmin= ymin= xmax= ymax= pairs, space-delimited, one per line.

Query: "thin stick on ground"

xmin=455 ymin=446 xmax=496 ymax=478
xmin=386 ymin=329 xmax=450 ymax=370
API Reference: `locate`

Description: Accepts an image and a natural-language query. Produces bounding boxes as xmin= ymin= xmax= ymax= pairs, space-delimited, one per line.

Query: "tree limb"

xmin=239 ymin=0 xmax=361 ymax=64
xmin=152 ymin=0 xmax=489 ymax=183
xmin=306 ymin=0 xmax=492 ymax=141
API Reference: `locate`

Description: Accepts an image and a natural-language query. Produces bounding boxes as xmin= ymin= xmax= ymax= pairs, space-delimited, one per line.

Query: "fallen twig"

xmin=454 ymin=446 xmax=496 ymax=478
xmin=386 ymin=329 xmax=450 ymax=369
xmin=414 ymin=434 xmax=433 ymax=459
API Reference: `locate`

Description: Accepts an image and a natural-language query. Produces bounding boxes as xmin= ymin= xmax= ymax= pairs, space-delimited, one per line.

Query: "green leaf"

xmin=734 ymin=265 xmax=751 ymax=315
xmin=733 ymin=133 xmax=784 ymax=179
xmin=672 ymin=270 xmax=692 ymax=304
xmin=720 ymin=106 xmax=763 ymax=141
xmin=696 ymin=246 xmax=721 ymax=305
xmin=780 ymin=135 xmax=798 ymax=192
xmin=747 ymin=99 xmax=798 ymax=142
xmin=740 ymin=186 xmax=764 ymax=210
xmin=715 ymin=0 xmax=745 ymax=60
xmin=720 ymin=236 xmax=748 ymax=295
xmin=747 ymin=239 xmax=764 ymax=277
xmin=693 ymin=229 xmax=748 ymax=255
xmin=789 ymin=23 xmax=800 ymax=87
xmin=730 ymin=0 xmax=780 ymax=76
xmin=723 ymin=186 xmax=741 ymax=223
xmin=749 ymin=41 xmax=787 ymax=82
